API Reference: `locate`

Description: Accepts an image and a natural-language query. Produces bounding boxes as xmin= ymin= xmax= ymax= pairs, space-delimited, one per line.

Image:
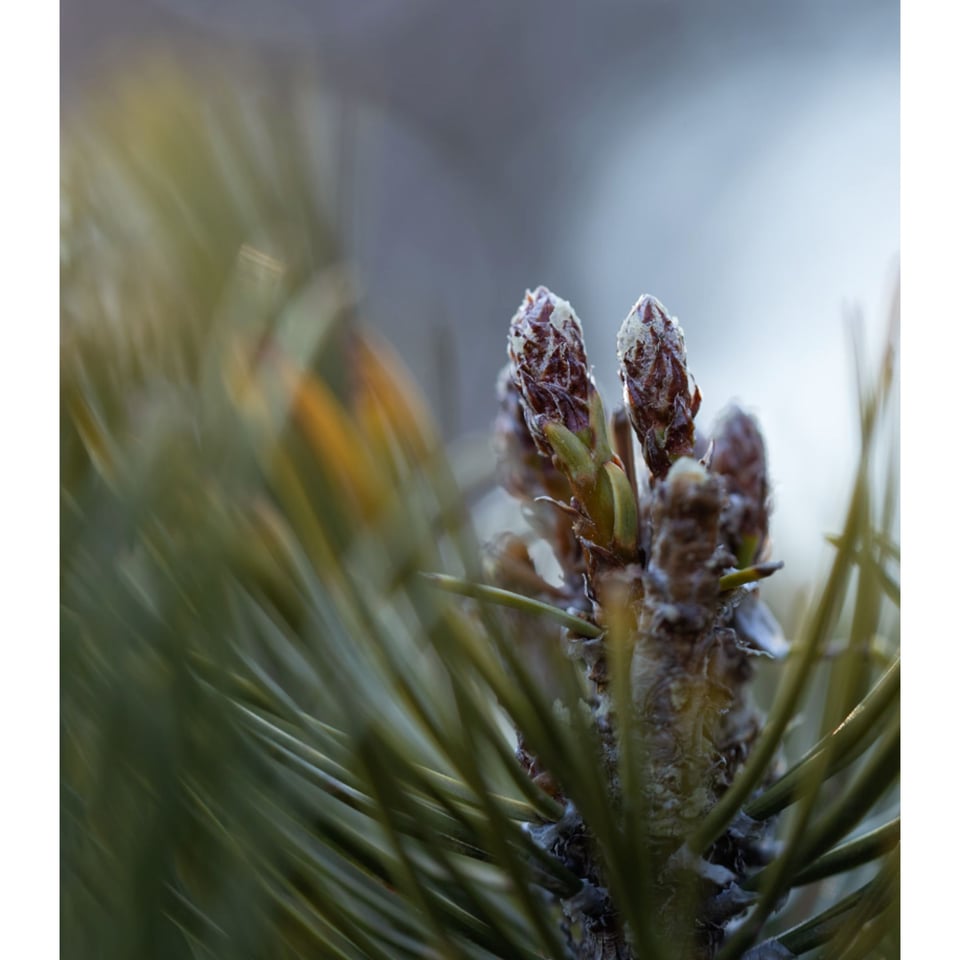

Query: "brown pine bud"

xmin=507 ymin=286 xmax=598 ymax=456
xmin=617 ymin=295 xmax=702 ymax=480
xmin=710 ymin=405 xmax=770 ymax=567
xmin=493 ymin=364 xmax=571 ymax=503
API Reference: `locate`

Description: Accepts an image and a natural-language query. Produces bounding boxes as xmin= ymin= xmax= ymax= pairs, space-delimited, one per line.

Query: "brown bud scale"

xmin=709 ymin=405 xmax=770 ymax=565
xmin=493 ymin=364 xmax=572 ymax=503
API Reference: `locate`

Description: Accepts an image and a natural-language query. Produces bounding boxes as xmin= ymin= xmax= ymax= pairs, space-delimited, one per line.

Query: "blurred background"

xmin=62 ymin=0 xmax=899 ymax=599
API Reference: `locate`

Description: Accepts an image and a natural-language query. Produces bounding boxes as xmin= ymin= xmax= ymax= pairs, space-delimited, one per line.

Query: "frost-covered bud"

xmin=710 ymin=406 xmax=770 ymax=567
xmin=617 ymin=295 xmax=702 ymax=480
xmin=493 ymin=364 xmax=571 ymax=503
xmin=507 ymin=286 xmax=597 ymax=456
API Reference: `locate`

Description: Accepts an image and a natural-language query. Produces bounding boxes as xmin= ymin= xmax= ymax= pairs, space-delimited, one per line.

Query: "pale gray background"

xmin=62 ymin=0 xmax=900 ymax=578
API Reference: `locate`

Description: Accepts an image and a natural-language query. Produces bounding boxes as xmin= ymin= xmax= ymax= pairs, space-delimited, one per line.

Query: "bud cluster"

xmin=493 ymin=284 xmax=784 ymax=959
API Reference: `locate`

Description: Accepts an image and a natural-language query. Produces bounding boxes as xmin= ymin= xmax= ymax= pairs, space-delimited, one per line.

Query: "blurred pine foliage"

xmin=61 ymin=67 xmax=899 ymax=959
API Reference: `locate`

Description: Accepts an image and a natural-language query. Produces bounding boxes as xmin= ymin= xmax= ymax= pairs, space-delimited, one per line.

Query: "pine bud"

xmin=710 ymin=406 xmax=770 ymax=567
xmin=493 ymin=364 xmax=571 ymax=503
xmin=507 ymin=286 xmax=598 ymax=457
xmin=644 ymin=458 xmax=724 ymax=633
xmin=617 ymin=295 xmax=701 ymax=480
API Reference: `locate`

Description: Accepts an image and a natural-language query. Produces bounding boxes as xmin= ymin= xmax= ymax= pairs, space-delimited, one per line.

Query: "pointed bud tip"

xmin=665 ymin=456 xmax=708 ymax=487
xmin=508 ymin=286 xmax=585 ymax=360
xmin=616 ymin=294 xmax=687 ymax=367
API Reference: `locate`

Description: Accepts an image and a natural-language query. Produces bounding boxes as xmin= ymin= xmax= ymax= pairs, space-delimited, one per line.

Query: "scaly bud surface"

xmin=508 ymin=286 xmax=595 ymax=455
xmin=709 ymin=406 xmax=770 ymax=567
xmin=493 ymin=364 xmax=572 ymax=503
xmin=617 ymin=295 xmax=701 ymax=480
